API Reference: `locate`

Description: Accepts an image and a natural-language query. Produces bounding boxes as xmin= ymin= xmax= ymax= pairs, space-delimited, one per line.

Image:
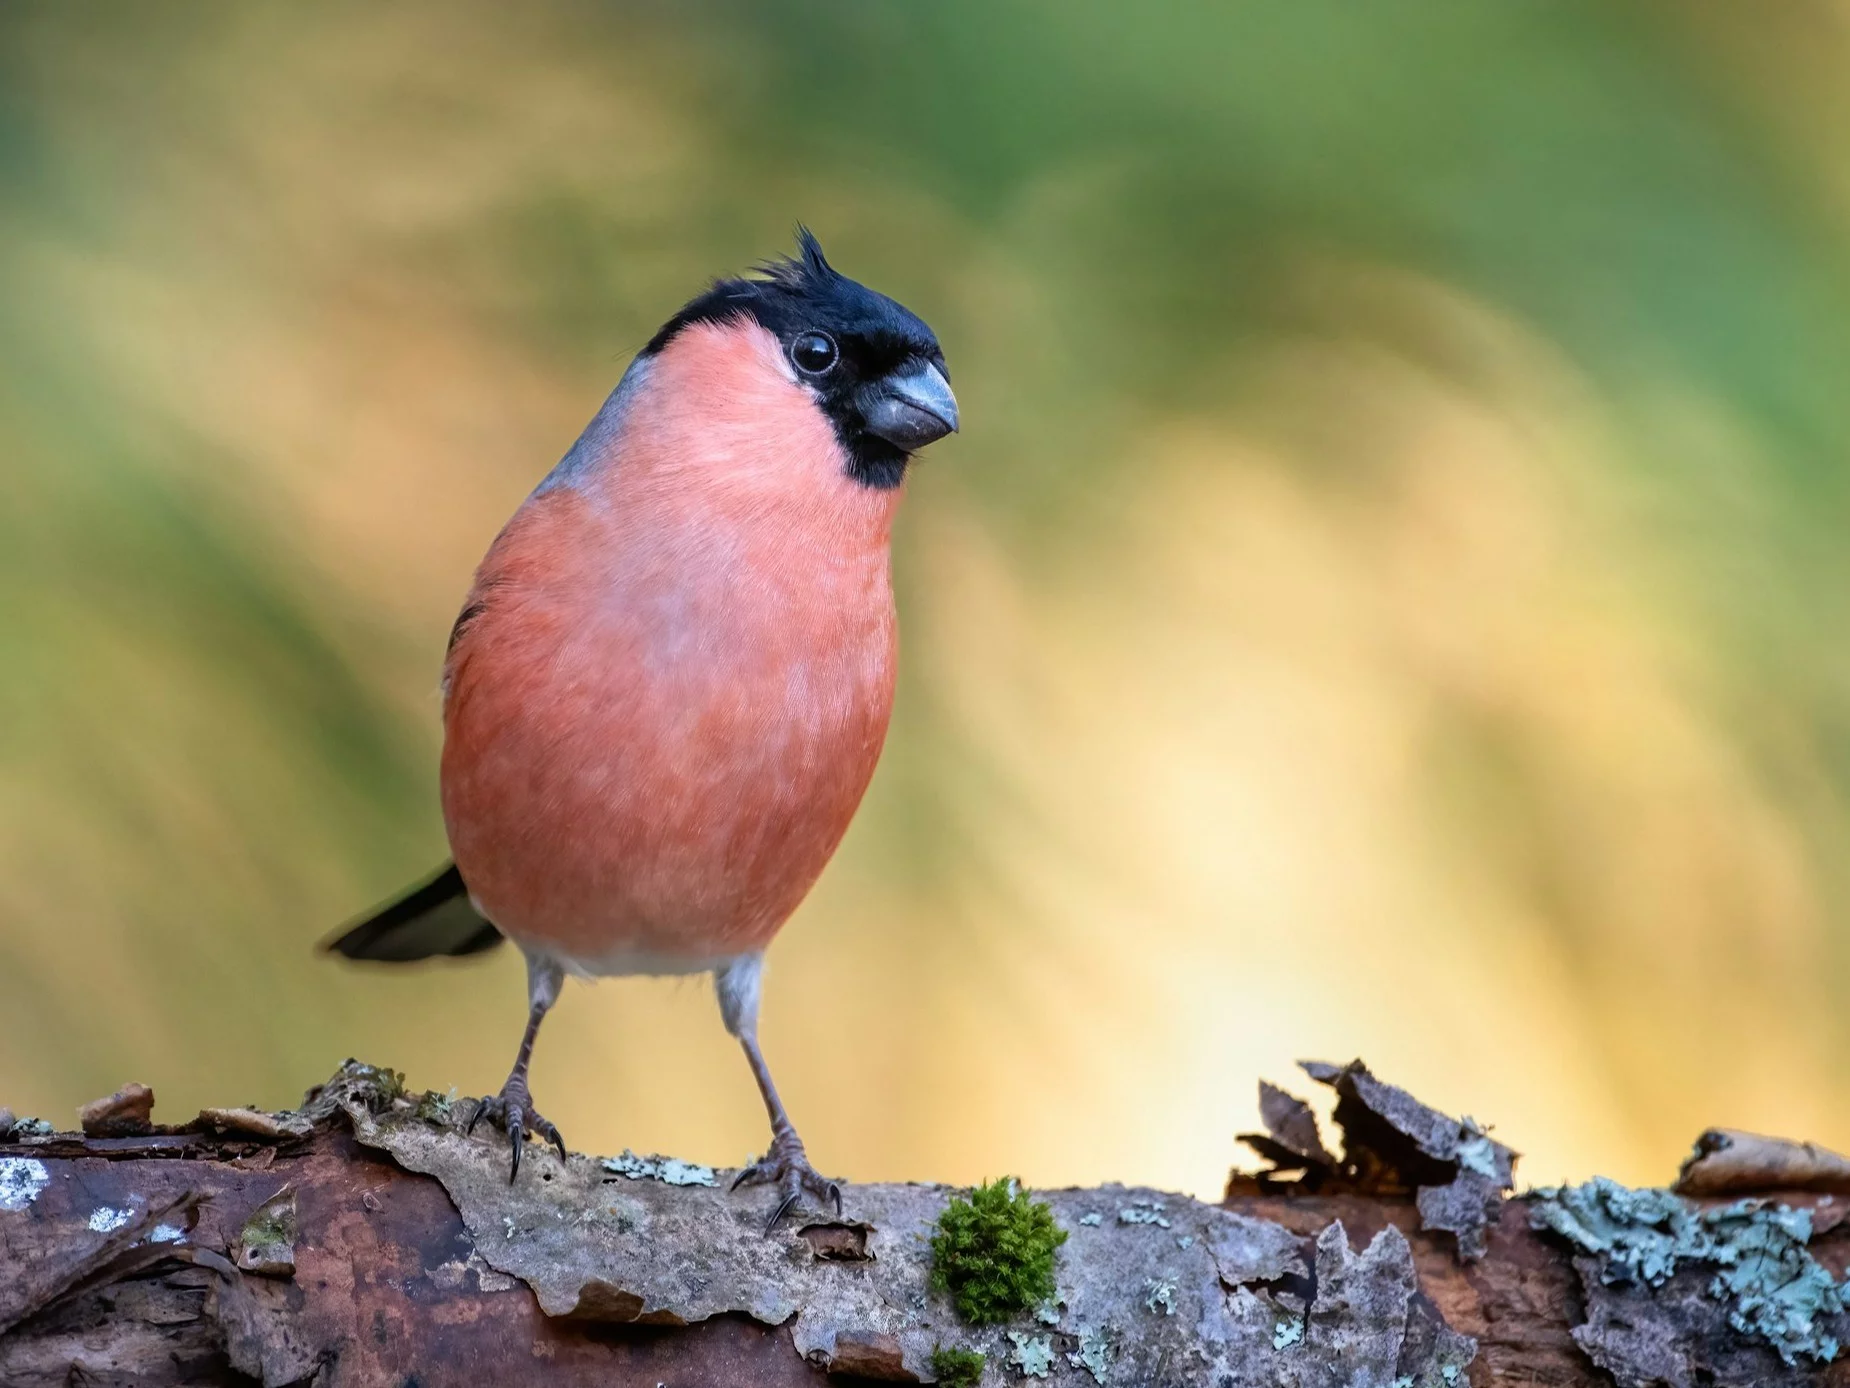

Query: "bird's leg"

xmin=715 ymin=954 xmax=840 ymax=1231
xmin=467 ymin=950 xmax=567 ymax=1181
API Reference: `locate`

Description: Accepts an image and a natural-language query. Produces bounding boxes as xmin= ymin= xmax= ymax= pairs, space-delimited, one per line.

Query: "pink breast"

xmin=439 ymin=321 xmax=901 ymax=965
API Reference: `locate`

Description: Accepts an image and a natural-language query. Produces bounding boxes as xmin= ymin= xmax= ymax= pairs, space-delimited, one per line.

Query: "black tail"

xmin=323 ymin=862 xmax=504 ymax=962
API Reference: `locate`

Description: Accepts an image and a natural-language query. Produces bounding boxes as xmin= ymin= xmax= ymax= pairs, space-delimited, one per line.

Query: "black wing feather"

xmin=322 ymin=862 xmax=504 ymax=962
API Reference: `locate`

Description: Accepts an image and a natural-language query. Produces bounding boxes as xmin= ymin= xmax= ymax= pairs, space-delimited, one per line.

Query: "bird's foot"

xmin=466 ymin=1078 xmax=566 ymax=1182
xmin=732 ymin=1133 xmax=842 ymax=1233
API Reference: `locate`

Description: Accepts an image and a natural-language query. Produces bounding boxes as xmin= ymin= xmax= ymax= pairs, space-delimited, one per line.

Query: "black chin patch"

xmin=641 ymin=229 xmax=946 ymax=489
xmin=841 ymin=436 xmax=909 ymax=491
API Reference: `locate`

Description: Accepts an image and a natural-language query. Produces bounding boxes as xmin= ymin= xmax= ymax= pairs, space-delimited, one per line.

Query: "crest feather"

xmin=795 ymin=224 xmax=832 ymax=276
xmin=755 ymin=225 xmax=837 ymax=290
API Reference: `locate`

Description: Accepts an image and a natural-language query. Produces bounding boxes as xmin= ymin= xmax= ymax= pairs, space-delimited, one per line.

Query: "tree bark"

xmin=1 ymin=1060 xmax=1844 ymax=1387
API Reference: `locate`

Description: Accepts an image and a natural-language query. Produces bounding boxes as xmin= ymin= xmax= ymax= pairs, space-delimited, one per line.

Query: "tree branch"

xmin=1 ymin=1060 xmax=1845 ymax=1386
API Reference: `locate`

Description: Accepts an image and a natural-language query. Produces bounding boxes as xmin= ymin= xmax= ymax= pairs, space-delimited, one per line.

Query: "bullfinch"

xmin=327 ymin=230 xmax=957 ymax=1227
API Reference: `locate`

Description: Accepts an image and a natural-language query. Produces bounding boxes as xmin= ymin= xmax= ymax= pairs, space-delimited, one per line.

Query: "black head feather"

xmin=643 ymin=228 xmax=951 ymax=488
xmin=758 ymin=224 xmax=835 ymax=287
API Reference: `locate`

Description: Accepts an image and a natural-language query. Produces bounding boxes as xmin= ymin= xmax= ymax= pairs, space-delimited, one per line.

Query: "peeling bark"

xmin=1 ymin=1061 xmax=1844 ymax=1387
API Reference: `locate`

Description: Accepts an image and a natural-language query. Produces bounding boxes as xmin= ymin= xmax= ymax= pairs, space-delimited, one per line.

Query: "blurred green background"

xmin=3 ymin=1 xmax=1848 ymax=1197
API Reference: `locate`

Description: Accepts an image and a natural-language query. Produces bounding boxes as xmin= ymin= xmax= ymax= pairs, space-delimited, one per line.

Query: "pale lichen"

xmin=87 ymin=1205 xmax=135 ymax=1233
xmin=1530 ymin=1178 xmax=1698 ymax=1284
xmin=1455 ymin=1125 xmax=1502 ymax=1179
xmin=1117 ymin=1200 xmax=1170 ymax=1229
xmin=1068 ymin=1327 xmax=1111 ymax=1382
xmin=1006 ymin=1330 xmax=1054 ymax=1378
xmin=1707 ymin=1203 xmax=1843 ymax=1364
xmin=0 ymin=1156 xmax=50 ymax=1211
xmin=1531 ymin=1177 xmax=1847 ymax=1366
xmin=599 ymin=1151 xmax=717 ymax=1187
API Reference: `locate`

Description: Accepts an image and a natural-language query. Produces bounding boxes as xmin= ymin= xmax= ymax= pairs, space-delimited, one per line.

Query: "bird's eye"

xmin=790 ymin=331 xmax=838 ymax=375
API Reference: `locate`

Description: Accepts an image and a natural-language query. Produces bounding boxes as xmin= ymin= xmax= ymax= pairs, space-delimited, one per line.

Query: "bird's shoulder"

xmin=442 ymin=486 xmax=610 ymax=685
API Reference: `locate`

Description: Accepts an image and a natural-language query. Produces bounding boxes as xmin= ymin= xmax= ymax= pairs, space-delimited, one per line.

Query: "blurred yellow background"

xmin=4 ymin=2 xmax=1849 ymax=1200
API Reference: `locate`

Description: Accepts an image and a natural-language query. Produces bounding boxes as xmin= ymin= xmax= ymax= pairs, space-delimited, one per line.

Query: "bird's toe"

xmin=466 ymin=1087 xmax=566 ymax=1183
xmin=733 ymin=1139 xmax=841 ymax=1232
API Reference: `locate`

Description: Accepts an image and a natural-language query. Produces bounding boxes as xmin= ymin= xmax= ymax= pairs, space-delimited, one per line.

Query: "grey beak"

xmin=862 ymin=361 xmax=959 ymax=451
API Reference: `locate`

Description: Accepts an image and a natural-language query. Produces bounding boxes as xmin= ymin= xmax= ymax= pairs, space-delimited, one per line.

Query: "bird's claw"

xmin=467 ymin=1082 xmax=567 ymax=1182
xmin=732 ymin=1136 xmax=841 ymax=1233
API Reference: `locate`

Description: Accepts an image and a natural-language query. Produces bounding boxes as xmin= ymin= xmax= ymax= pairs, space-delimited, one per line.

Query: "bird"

xmin=326 ymin=229 xmax=957 ymax=1228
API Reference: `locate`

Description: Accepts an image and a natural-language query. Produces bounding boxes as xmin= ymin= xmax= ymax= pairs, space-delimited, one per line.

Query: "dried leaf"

xmin=197 ymin=1107 xmax=313 ymax=1142
xmin=1676 ymin=1129 xmax=1850 ymax=1197
xmin=78 ymin=1083 xmax=154 ymax=1138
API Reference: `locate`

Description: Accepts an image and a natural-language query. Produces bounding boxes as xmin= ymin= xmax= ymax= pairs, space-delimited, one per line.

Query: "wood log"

xmin=1 ymin=1059 xmax=1844 ymax=1387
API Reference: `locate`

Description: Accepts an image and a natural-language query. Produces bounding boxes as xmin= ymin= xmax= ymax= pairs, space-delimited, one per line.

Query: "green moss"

xmin=239 ymin=1201 xmax=294 ymax=1249
xmin=929 ymin=1177 xmax=1068 ymax=1325
xmin=339 ymin=1061 xmax=406 ymax=1111
xmin=928 ymin=1344 xmax=985 ymax=1387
